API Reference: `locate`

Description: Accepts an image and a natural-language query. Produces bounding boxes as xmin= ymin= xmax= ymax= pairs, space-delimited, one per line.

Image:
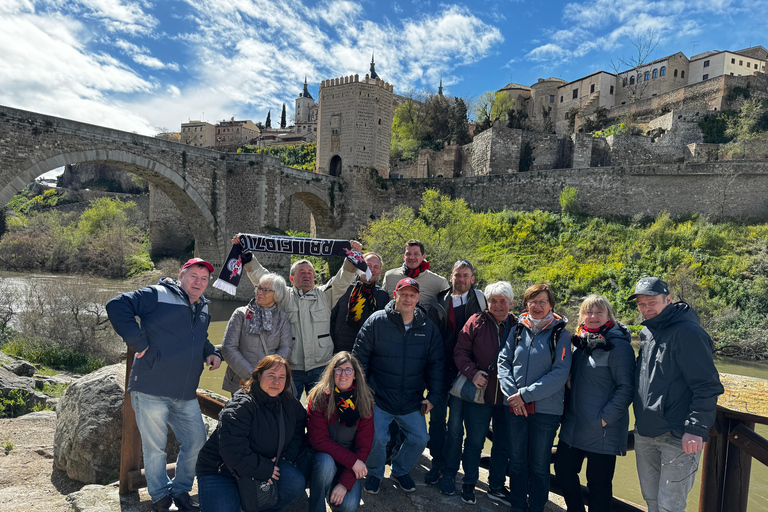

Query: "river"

xmin=2 ymin=271 xmax=766 ymax=510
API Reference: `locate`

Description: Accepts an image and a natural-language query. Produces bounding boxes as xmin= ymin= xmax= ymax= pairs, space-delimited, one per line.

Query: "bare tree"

xmin=610 ymin=30 xmax=660 ymax=101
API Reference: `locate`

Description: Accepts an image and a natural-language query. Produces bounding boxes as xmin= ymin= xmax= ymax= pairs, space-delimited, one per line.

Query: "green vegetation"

xmin=699 ymin=98 xmax=768 ymax=149
xmin=472 ymin=91 xmax=517 ymax=134
xmin=41 ymin=382 xmax=70 ymax=398
xmin=0 ymin=196 xmax=152 ymax=278
xmin=390 ymin=94 xmax=471 ymax=160
xmin=593 ymin=122 xmax=642 ymax=138
xmin=0 ymin=390 xmax=31 ymax=418
xmin=239 ymin=143 xmax=316 ymax=171
xmin=2 ymin=338 xmax=103 ymax=374
xmin=7 ymin=187 xmax=67 ymax=215
xmin=361 ymin=189 xmax=768 ymax=360
xmin=2 ymin=438 xmax=13 ymax=453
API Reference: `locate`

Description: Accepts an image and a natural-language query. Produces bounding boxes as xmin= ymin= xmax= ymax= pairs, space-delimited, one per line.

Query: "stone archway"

xmin=288 ymin=191 xmax=336 ymax=238
xmin=329 ymin=155 xmax=342 ymax=176
xmin=2 ymin=149 xmax=224 ymax=265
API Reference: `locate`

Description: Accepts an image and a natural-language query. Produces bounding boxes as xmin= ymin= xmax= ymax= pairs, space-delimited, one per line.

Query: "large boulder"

xmin=54 ymin=363 xmax=126 ymax=483
xmin=3 ymin=359 xmax=36 ymax=377
xmin=0 ymin=365 xmax=47 ymax=416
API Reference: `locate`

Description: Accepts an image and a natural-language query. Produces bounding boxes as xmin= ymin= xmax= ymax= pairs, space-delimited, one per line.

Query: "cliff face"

xmin=59 ymin=163 xmax=149 ymax=194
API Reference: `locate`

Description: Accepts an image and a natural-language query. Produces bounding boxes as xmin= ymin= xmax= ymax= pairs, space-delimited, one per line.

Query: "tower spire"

xmin=370 ymin=52 xmax=379 ymax=80
xmin=438 ymin=77 xmax=443 ymax=96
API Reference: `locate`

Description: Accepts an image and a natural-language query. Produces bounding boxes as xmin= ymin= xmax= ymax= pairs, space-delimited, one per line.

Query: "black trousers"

xmin=553 ymin=440 xmax=617 ymax=512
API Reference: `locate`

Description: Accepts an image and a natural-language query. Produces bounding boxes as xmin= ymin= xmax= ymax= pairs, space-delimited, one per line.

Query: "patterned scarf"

xmin=402 ymin=260 xmax=430 ymax=278
xmin=346 ymin=280 xmax=377 ymax=329
xmin=245 ymin=300 xmax=278 ymax=334
xmin=335 ymin=385 xmax=359 ymax=426
xmin=521 ymin=311 xmax=555 ymax=335
xmin=573 ymin=321 xmax=615 ymax=353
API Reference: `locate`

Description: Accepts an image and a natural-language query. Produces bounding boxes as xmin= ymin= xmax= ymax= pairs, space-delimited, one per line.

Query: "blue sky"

xmin=2 ymin=0 xmax=766 ymax=135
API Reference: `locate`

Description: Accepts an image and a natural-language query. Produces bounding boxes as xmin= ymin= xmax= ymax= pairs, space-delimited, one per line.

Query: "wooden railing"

xmin=118 ymin=355 xmax=768 ymax=512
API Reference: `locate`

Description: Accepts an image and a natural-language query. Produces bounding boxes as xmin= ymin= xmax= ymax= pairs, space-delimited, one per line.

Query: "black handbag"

xmin=235 ymin=403 xmax=285 ymax=512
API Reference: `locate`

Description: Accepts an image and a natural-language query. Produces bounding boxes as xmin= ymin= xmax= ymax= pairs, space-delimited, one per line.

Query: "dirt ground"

xmin=0 ymin=412 xmax=566 ymax=512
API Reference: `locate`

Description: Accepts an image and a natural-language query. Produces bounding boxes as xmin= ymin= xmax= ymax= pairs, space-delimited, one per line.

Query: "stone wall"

xmin=603 ymin=135 xmax=689 ymax=165
xmin=60 ymin=162 xmax=149 ymax=193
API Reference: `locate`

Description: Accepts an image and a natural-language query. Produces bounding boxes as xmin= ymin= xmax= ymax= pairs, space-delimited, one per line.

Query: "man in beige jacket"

xmin=383 ymin=239 xmax=449 ymax=307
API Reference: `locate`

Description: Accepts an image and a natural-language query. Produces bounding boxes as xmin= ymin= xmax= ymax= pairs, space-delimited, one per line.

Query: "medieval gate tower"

xmin=316 ymin=56 xmax=395 ymax=177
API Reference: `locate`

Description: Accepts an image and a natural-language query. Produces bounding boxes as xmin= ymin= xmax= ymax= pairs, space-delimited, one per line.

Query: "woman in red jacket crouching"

xmin=306 ymin=351 xmax=375 ymax=512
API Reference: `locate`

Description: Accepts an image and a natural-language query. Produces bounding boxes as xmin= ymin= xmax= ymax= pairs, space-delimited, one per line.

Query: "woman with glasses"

xmin=221 ymin=272 xmax=292 ymax=394
xmin=554 ymin=295 xmax=635 ymax=512
xmin=306 ymin=351 xmax=374 ymax=512
xmin=498 ymin=283 xmax=572 ymax=512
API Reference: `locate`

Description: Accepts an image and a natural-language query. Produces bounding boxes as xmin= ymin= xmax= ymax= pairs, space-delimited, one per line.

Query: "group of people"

xmin=106 ymin=237 xmax=724 ymax=512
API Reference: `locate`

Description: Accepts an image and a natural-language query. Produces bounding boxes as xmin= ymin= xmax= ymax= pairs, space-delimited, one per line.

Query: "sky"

xmin=2 ymin=0 xmax=767 ymax=136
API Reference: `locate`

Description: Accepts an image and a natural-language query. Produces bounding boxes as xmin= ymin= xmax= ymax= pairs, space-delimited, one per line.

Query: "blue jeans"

xmin=367 ymin=405 xmax=429 ymax=480
xmin=444 ymin=396 xmax=510 ymax=488
xmin=198 ymin=460 xmax=306 ymax=512
xmin=309 ymin=452 xmax=362 ymax=512
xmin=292 ymin=367 xmax=325 ymax=399
xmin=131 ymin=391 xmax=206 ymax=503
xmin=507 ymin=411 xmax=560 ymax=512
xmin=634 ymin=431 xmax=701 ymax=512
xmin=427 ymin=393 xmax=450 ymax=473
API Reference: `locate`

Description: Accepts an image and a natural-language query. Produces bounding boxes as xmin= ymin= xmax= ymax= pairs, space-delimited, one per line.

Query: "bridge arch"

xmin=277 ymin=177 xmax=338 ymax=238
xmin=2 ymin=148 xmax=225 ymax=264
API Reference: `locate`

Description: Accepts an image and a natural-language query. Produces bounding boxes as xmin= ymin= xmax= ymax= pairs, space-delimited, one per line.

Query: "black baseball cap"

xmin=629 ymin=277 xmax=669 ymax=300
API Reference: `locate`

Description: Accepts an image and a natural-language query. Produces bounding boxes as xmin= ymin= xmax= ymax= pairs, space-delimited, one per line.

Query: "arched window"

xmin=329 ymin=155 xmax=342 ymax=176
xmin=629 ymin=76 xmax=635 ymax=85
xmin=681 ymin=70 xmax=685 ymax=78
xmin=660 ymin=66 xmax=666 ymax=76
xmin=674 ymin=69 xmax=678 ymax=77
xmin=644 ymin=71 xmax=650 ymax=80
xmin=652 ymin=69 xmax=658 ymax=78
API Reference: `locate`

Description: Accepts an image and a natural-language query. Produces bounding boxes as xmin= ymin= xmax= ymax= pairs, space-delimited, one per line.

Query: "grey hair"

xmin=452 ymin=259 xmax=475 ymax=274
xmin=258 ymin=273 xmax=288 ymax=304
xmin=289 ymin=259 xmax=315 ymax=276
xmin=484 ymin=281 xmax=514 ymax=303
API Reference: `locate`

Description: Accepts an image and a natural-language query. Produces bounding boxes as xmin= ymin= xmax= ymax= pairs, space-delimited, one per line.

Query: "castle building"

xmin=294 ymin=76 xmax=318 ymax=138
xmin=315 ymin=56 xmax=395 ymax=177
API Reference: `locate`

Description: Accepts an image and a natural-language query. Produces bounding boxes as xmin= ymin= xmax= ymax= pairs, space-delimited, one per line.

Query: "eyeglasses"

xmin=528 ymin=300 xmax=550 ymax=307
xmin=334 ymin=367 xmax=354 ymax=376
xmin=256 ymin=286 xmax=274 ymax=294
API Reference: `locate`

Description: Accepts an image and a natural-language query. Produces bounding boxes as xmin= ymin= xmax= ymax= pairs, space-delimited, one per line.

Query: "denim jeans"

xmin=292 ymin=367 xmax=325 ymax=399
xmin=198 ymin=459 xmax=306 ymax=512
xmin=309 ymin=452 xmax=362 ymax=512
xmin=444 ymin=396 xmax=510 ymax=488
xmin=553 ymin=441 xmax=617 ymax=512
xmin=507 ymin=411 xmax=561 ymax=512
xmin=427 ymin=393 xmax=450 ymax=473
xmin=130 ymin=391 xmax=207 ymax=503
xmin=634 ymin=431 xmax=701 ymax=512
xmin=367 ymin=405 xmax=430 ymax=480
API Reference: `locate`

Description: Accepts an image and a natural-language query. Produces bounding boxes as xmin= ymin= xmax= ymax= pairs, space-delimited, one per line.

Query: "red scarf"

xmin=403 ymin=260 xmax=430 ymax=278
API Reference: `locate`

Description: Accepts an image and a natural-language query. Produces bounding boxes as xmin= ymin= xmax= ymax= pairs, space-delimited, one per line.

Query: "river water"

xmin=2 ymin=271 xmax=766 ymax=510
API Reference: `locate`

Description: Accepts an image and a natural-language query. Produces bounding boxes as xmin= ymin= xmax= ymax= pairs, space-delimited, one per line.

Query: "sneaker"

xmin=151 ymin=495 xmax=173 ymax=512
xmin=440 ymin=474 xmax=456 ymax=496
xmin=424 ymin=469 xmax=441 ymax=486
xmin=393 ymin=473 xmax=417 ymax=492
xmin=365 ymin=475 xmax=381 ymax=495
xmin=461 ymin=484 xmax=476 ymax=505
xmin=173 ymin=492 xmax=199 ymax=512
xmin=487 ymin=486 xmax=511 ymax=506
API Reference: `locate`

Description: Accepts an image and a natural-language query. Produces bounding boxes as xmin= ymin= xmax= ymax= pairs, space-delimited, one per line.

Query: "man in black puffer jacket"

xmin=353 ymin=278 xmax=445 ymax=496
xmin=630 ymin=277 xmax=724 ymax=512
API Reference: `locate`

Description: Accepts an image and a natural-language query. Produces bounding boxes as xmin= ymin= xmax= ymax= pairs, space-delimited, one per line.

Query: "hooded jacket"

xmin=559 ymin=323 xmax=635 ymax=455
xmin=497 ymin=313 xmax=572 ymax=416
xmin=106 ymin=278 xmax=220 ymax=400
xmin=352 ymin=301 xmax=445 ymax=415
xmin=633 ymin=302 xmax=724 ymax=439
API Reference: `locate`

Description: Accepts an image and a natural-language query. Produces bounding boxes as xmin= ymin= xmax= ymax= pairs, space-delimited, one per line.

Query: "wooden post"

xmin=119 ymin=347 xmax=142 ymax=495
xmin=721 ymin=420 xmax=755 ymax=512
xmin=699 ymin=411 xmax=728 ymax=511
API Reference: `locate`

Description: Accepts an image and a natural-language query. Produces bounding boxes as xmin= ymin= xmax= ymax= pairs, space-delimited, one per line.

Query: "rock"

xmin=65 ymin=484 xmax=141 ymax=512
xmin=18 ymin=410 xmax=57 ymax=421
xmin=3 ymin=359 xmax=36 ymax=377
xmin=54 ymin=363 xmax=126 ymax=484
xmin=34 ymin=373 xmax=76 ymax=391
xmin=0 ymin=366 xmax=47 ymax=415
xmin=46 ymin=397 xmax=60 ymax=410
xmin=0 ymin=351 xmax=15 ymax=364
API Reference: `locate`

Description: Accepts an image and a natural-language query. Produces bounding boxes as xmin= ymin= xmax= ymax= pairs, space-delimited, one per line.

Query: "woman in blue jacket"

xmin=555 ymin=295 xmax=635 ymax=512
xmin=498 ymin=283 xmax=571 ymax=512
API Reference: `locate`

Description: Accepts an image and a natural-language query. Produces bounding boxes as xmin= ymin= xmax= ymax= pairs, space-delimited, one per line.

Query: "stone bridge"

xmin=3 ymin=105 xmax=768 ymax=299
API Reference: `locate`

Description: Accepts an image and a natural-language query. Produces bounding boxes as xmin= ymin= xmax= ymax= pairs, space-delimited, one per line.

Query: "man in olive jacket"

xmin=353 ymin=278 xmax=445 ymax=495
xmin=631 ymin=277 xmax=724 ymax=512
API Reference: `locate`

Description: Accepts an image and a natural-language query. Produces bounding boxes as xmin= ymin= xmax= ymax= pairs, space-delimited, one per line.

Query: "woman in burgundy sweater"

xmin=306 ymin=351 xmax=375 ymax=512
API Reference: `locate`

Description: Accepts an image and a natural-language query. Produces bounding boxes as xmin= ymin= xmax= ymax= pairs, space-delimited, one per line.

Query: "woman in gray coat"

xmin=554 ymin=294 xmax=635 ymax=512
xmin=220 ymin=273 xmax=293 ymax=394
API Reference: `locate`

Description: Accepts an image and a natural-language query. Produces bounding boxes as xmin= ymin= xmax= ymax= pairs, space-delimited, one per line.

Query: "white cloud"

xmin=74 ymin=0 xmax=158 ymax=34
xmin=114 ymin=37 xmax=179 ymax=70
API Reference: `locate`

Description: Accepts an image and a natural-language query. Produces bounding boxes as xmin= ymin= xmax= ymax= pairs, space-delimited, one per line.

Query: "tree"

xmin=265 ymin=110 xmax=272 ymax=129
xmin=610 ymin=30 xmax=660 ymax=101
xmin=280 ymin=104 xmax=287 ymax=129
xmin=726 ymin=98 xmax=768 ymax=141
xmin=471 ymin=91 xmax=515 ymax=134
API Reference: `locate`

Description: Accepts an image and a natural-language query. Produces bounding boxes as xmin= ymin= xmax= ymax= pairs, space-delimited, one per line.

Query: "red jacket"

xmin=306 ymin=393 xmax=374 ymax=490
xmin=454 ymin=310 xmax=517 ymax=405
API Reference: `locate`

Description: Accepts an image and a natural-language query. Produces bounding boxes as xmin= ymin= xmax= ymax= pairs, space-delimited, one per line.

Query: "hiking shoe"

xmin=461 ymin=484 xmax=476 ymax=504
xmin=364 ymin=475 xmax=381 ymax=495
xmin=393 ymin=473 xmax=416 ymax=492
xmin=173 ymin=492 xmax=199 ymax=512
xmin=487 ymin=486 xmax=511 ymax=506
xmin=424 ymin=468 xmax=441 ymax=485
xmin=151 ymin=495 xmax=173 ymax=512
xmin=440 ymin=474 xmax=456 ymax=496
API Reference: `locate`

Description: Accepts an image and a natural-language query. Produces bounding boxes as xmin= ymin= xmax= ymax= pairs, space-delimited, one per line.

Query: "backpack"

xmin=512 ymin=321 xmax=566 ymax=365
